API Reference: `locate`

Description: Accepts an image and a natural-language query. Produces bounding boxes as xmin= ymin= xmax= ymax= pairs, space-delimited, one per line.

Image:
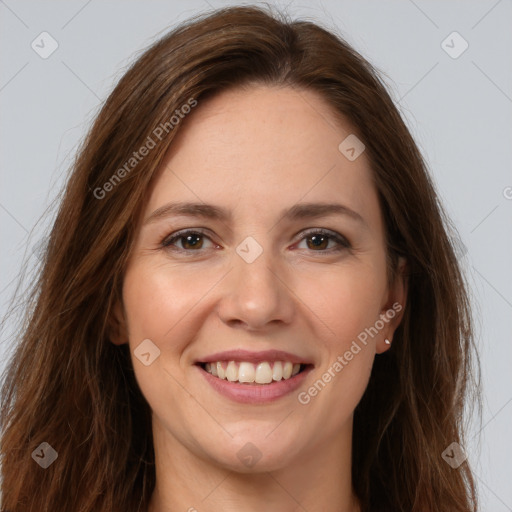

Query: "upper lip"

xmin=196 ymin=349 xmax=313 ymax=365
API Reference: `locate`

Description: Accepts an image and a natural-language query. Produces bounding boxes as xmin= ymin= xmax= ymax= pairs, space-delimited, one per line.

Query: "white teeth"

xmin=203 ymin=360 xmax=304 ymax=384
xmin=226 ymin=361 xmax=238 ymax=382
xmin=255 ymin=362 xmax=273 ymax=384
xmin=282 ymin=361 xmax=293 ymax=379
xmin=238 ymin=362 xmax=255 ymax=383
xmin=272 ymin=361 xmax=283 ymax=381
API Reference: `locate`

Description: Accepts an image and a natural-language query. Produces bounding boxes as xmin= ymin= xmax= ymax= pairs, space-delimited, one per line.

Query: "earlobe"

xmin=107 ymin=301 xmax=129 ymax=346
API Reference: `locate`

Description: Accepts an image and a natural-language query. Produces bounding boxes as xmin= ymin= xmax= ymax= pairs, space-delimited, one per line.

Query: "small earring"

xmin=384 ymin=338 xmax=391 ymax=345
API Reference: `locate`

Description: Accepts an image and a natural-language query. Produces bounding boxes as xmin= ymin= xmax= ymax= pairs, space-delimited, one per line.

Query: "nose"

xmin=216 ymin=246 xmax=295 ymax=331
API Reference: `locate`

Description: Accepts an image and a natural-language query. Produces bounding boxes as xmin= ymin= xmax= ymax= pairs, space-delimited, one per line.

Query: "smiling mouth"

xmin=197 ymin=361 xmax=311 ymax=385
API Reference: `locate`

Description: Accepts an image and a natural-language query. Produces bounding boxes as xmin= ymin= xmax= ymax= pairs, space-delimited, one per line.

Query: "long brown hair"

xmin=0 ymin=5 xmax=481 ymax=511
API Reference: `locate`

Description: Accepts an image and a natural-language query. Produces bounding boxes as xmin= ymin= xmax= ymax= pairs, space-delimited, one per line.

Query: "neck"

xmin=148 ymin=416 xmax=361 ymax=512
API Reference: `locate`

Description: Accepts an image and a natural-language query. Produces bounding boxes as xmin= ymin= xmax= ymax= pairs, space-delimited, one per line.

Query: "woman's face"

xmin=114 ymin=85 xmax=405 ymax=472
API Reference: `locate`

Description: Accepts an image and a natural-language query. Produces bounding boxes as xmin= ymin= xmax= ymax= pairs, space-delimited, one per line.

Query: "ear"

xmin=107 ymin=300 xmax=129 ymax=346
xmin=376 ymin=256 xmax=407 ymax=354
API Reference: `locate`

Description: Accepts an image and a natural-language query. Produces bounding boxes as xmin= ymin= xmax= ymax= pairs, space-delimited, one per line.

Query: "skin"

xmin=110 ymin=85 xmax=406 ymax=512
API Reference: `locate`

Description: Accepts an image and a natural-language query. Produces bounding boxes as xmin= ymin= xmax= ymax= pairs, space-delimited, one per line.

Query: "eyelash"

xmin=161 ymin=228 xmax=351 ymax=255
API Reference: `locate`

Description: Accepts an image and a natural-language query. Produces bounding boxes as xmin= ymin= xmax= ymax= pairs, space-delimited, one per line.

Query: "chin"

xmin=205 ymin=435 xmax=301 ymax=474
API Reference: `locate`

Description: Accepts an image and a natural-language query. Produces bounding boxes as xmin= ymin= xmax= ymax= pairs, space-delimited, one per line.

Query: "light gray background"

xmin=1 ymin=1 xmax=511 ymax=510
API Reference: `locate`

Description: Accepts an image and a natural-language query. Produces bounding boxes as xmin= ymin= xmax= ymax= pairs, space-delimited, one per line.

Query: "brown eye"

xmin=297 ymin=229 xmax=350 ymax=252
xmin=179 ymin=233 xmax=204 ymax=250
xmin=306 ymin=234 xmax=329 ymax=250
xmin=162 ymin=230 xmax=215 ymax=251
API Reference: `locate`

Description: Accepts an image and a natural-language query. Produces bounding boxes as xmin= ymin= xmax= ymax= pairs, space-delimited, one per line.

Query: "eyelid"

xmin=161 ymin=227 xmax=351 ymax=254
xmin=294 ymin=227 xmax=351 ymax=250
xmin=161 ymin=228 xmax=217 ymax=250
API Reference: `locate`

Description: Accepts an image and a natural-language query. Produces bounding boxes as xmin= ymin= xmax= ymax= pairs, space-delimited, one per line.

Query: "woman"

xmin=0 ymin=5 xmax=480 ymax=512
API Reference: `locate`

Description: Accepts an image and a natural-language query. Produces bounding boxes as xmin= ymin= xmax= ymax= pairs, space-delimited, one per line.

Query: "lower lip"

xmin=197 ymin=364 xmax=313 ymax=404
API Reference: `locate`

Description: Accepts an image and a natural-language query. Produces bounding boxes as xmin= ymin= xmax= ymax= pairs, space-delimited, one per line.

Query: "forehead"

xmin=145 ymin=85 xmax=378 ymax=225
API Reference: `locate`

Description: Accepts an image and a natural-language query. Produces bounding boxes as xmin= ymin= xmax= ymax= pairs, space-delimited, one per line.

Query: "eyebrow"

xmin=143 ymin=201 xmax=367 ymax=227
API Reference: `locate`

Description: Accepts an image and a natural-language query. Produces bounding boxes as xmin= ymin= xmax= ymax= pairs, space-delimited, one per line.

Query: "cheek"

xmin=300 ymin=258 xmax=388 ymax=346
xmin=121 ymin=260 xmax=218 ymax=349
xmin=295 ymin=259 xmax=386 ymax=413
xmin=120 ymin=261 xmax=211 ymax=437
